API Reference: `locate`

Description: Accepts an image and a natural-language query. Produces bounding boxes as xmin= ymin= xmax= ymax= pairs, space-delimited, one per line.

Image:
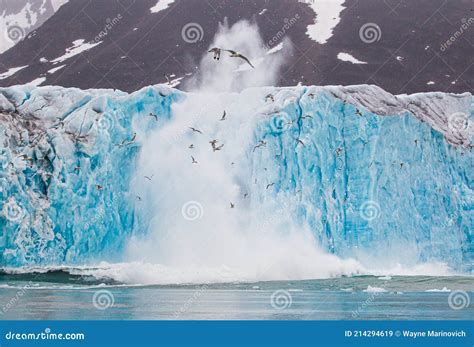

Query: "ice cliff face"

xmin=0 ymin=84 xmax=472 ymax=273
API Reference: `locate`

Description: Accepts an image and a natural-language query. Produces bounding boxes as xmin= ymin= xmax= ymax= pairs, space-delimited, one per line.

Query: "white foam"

xmin=425 ymin=287 xmax=451 ymax=292
xmin=363 ymin=285 xmax=387 ymax=293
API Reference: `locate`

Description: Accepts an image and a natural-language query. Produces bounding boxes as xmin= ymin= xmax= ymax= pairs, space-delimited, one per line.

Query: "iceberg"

xmin=0 ymin=84 xmax=472 ymax=276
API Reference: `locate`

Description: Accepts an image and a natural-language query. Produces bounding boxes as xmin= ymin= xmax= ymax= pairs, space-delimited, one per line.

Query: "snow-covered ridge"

xmin=0 ymin=84 xmax=472 ymax=276
xmin=323 ymin=84 xmax=473 ymax=147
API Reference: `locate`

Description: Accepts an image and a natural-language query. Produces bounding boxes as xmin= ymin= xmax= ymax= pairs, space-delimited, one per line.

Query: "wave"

xmin=0 ymin=259 xmax=462 ymax=286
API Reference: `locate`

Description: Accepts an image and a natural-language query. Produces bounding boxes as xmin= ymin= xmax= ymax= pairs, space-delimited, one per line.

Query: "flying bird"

xmin=253 ymin=140 xmax=267 ymax=152
xmin=220 ymin=110 xmax=227 ymax=121
xmin=144 ymin=175 xmax=153 ymax=181
xmin=51 ymin=120 xmax=65 ymax=129
xmin=265 ymin=94 xmax=274 ymax=102
xmin=266 ymin=183 xmax=275 ymax=190
xmin=118 ymin=132 xmax=137 ymax=147
xmin=189 ymin=127 xmax=203 ymax=134
xmin=296 ymin=139 xmax=305 ymax=147
xmin=213 ymin=144 xmax=224 ymax=152
xmin=148 ymin=113 xmax=158 ymax=121
xmin=208 ymin=47 xmax=222 ymax=60
xmin=191 ymin=156 xmax=198 ymax=164
xmin=225 ymin=50 xmax=255 ymax=68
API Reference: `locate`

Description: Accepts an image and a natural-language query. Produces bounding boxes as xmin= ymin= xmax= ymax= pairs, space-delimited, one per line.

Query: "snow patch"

xmin=150 ymin=0 xmax=175 ymax=13
xmin=305 ymin=0 xmax=345 ymax=44
xmin=48 ymin=65 xmax=66 ymax=74
xmin=337 ymin=52 xmax=367 ymax=64
xmin=0 ymin=65 xmax=28 ymax=80
xmin=26 ymin=77 xmax=46 ymax=86
xmin=51 ymin=39 xmax=102 ymax=63
xmin=267 ymin=42 xmax=284 ymax=55
xmin=50 ymin=0 xmax=70 ymax=12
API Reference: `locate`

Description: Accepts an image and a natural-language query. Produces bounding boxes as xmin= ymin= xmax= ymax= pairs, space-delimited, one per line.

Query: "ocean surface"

xmin=0 ymin=271 xmax=472 ymax=320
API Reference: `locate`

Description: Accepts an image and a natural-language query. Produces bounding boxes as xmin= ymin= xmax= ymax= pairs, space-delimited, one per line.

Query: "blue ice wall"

xmin=0 ymin=85 xmax=472 ymax=272
xmin=251 ymin=91 xmax=473 ymax=272
xmin=0 ymin=86 xmax=179 ymax=266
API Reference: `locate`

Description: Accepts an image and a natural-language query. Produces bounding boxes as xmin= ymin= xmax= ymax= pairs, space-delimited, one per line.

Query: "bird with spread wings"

xmin=208 ymin=47 xmax=255 ymax=68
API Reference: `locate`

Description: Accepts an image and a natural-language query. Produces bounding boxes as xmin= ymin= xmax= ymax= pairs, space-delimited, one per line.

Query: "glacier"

xmin=0 ymin=83 xmax=472 ymax=276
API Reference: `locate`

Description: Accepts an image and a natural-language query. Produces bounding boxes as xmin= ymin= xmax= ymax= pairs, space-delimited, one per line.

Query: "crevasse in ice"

xmin=0 ymin=84 xmax=472 ymax=273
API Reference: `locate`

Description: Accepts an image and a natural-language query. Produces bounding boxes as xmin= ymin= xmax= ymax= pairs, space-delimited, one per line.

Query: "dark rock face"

xmin=0 ymin=0 xmax=472 ymax=94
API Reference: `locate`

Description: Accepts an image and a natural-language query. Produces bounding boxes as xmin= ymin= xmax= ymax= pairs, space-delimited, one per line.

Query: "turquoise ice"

xmin=0 ymin=84 xmax=472 ymax=273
